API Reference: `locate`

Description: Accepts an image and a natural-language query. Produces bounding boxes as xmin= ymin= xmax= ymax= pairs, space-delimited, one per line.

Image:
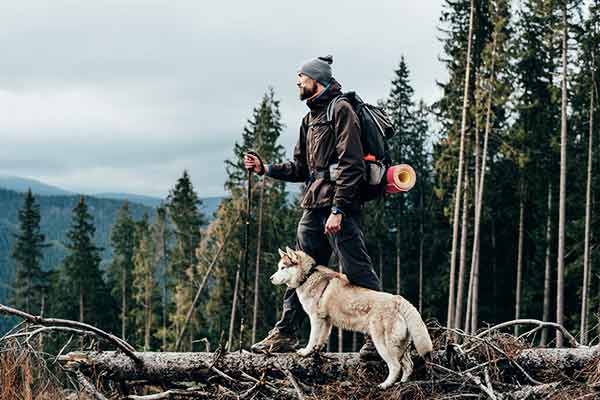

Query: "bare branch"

xmin=75 ymin=371 xmax=108 ymax=400
xmin=0 ymin=303 xmax=142 ymax=365
xmin=476 ymin=319 xmax=580 ymax=347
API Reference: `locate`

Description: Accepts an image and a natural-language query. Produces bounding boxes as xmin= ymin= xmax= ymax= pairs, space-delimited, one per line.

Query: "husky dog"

xmin=270 ymin=247 xmax=433 ymax=389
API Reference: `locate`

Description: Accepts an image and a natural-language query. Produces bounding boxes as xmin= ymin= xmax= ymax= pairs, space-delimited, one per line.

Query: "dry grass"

xmin=0 ymin=344 xmax=67 ymax=400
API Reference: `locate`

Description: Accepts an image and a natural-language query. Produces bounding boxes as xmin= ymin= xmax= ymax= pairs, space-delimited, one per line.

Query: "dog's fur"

xmin=270 ymin=247 xmax=433 ymax=389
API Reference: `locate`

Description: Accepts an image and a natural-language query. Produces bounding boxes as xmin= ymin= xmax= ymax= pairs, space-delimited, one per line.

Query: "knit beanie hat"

xmin=299 ymin=55 xmax=333 ymax=85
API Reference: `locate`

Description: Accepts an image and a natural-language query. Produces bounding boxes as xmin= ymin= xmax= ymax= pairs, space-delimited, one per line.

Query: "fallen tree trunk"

xmin=60 ymin=346 xmax=600 ymax=384
xmin=517 ymin=346 xmax=600 ymax=374
xmin=60 ymin=351 xmax=363 ymax=383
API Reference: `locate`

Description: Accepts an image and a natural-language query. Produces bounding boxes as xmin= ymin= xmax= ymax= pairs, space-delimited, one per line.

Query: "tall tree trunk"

xmin=541 ymin=183 xmax=553 ymax=347
xmin=448 ymin=0 xmax=475 ymax=330
xmin=469 ymin=32 xmax=498 ymax=333
xmin=556 ymin=3 xmax=568 ymax=347
xmin=26 ymin=275 xmax=31 ymax=315
xmin=419 ymin=189 xmax=425 ymax=315
xmin=580 ymin=50 xmax=595 ymax=345
xmin=454 ymin=165 xmax=470 ymax=331
xmin=252 ymin=179 xmax=266 ymax=345
xmin=491 ymin=217 xmax=497 ymax=320
xmin=227 ymin=253 xmax=242 ymax=352
xmin=515 ymin=185 xmax=525 ymax=336
xmin=162 ymin=283 xmax=167 ymax=351
xmin=160 ymin=228 xmax=168 ymax=351
xmin=465 ymin=72 xmax=481 ymax=335
xmin=474 ymin=72 xmax=482 ymax=221
xmin=79 ymin=289 xmax=84 ymax=348
xmin=144 ymin=273 xmax=152 ymax=351
xmin=396 ymin=229 xmax=401 ymax=295
xmin=122 ymin=264 xmax=127 ymax=340
xmin=79 ymin=290 xmax=84 ymax=323
xmin=38 ymin=293 xmax=45 ymax=351
xmin=468 ymin=33 xmax=497 ymax=335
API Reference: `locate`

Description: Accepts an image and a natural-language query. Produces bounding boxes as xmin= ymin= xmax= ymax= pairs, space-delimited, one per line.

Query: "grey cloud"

xmin=0 ymin=0 xmax=445 ymax=197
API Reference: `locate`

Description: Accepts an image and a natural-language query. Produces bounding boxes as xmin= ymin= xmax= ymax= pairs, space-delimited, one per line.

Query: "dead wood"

xmin=59 ymin=345 xmax=600 ymax=386
xmin=0 ymin=303 xmax=142 ymax=365
xmin=477 ymin=319 xmax=580 ymax=347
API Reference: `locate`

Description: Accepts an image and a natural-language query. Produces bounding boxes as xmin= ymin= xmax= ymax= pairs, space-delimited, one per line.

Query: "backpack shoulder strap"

xmin=326 ymin=94 xmax=350 ymax=125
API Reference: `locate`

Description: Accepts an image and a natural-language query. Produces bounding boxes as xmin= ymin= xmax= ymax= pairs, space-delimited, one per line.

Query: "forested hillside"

xmin=0 ymin=188 xmax=154 ymax=329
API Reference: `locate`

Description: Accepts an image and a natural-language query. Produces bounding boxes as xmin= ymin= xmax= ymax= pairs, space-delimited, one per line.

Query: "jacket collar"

xmin=306 ymin=79 xmax=342 ymax=112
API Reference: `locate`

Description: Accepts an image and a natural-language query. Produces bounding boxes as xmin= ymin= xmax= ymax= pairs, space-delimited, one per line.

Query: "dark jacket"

xmin=267 ymin=80 xmax=365 ymax=213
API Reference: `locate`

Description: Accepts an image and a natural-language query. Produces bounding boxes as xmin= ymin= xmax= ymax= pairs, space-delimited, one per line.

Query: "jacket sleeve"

xmin=333 ymin=101 xmax=365 ymax=212
xmin=266 ymin=118 xmax=309 ymax=183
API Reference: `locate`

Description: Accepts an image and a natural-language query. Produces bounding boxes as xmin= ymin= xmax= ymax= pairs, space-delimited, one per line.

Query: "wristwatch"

xmin=331 ymin=206 xmax=345 ymax=216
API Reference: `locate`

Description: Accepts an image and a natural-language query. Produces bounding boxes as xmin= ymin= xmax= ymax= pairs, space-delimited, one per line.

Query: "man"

xmin=244 ymin=55 xmax=380 ymax=359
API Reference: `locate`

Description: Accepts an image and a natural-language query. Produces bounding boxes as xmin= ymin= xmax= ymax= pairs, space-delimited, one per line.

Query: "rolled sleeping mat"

xmin=386 ymin=164 xmax=416 ymax=193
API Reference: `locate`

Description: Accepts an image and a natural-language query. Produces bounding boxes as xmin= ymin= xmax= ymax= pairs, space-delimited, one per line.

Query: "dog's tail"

xmin=397 ymin=297 xmax=433 ymax=357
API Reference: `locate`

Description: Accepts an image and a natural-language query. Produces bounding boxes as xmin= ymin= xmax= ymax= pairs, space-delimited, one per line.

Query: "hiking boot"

xmin=359 ymin=335 xmax=381 ymax=361
xmin=250 ymin=328 xmax=299 ymax=353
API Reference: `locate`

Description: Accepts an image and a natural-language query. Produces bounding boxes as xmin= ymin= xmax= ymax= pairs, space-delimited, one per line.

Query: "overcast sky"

xmin=0 ymin=0 xmax=446 ymax=198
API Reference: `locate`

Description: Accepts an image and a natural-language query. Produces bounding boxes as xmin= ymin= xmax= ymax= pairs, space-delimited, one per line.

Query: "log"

xmin=517 ymin=346 xmax=600 ymax=376
xmin=60 ymin=351 xmax=386 ymax=384
xmin=59 ymin=346 xmax=600 ymax=384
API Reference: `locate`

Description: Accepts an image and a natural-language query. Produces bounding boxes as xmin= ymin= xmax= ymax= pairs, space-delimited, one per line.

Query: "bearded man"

xmin=244 ymin=55 xmax=380 ymax=359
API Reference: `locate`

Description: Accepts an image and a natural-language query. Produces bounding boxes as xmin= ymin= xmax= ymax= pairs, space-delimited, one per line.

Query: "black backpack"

xmin=326 ymin=92 xmax=395 ymax=201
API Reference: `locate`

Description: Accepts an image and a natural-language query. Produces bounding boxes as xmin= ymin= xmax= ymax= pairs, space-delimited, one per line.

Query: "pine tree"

xmin=166 ymin=171 xmax=206 ymax=349
xmin=572 ymin=0 xmax=599 ymax=344
xmin=205 ymin=88 xmax=292 ymax=348
xmin=152 ymin=205 xmax=172 ymax=350
xmin=60 ymin=196 xmax=112 ymax=328
xmin=10 ymin=189 xmax=49 ymax=315
xmin=465 ymin=0 xmax=512 ymax=334
xmin=106 ymin=201 xmax=136 ymax=340
xmin=510 ymin=0 xmax=561 ymax=337
xmin=385 ymin=57 xmax=415 ymax=296
xmin=132 ymin=214 xmax=159 ymax=351
xmin=435 ymin=0 xmax=492 ymax=329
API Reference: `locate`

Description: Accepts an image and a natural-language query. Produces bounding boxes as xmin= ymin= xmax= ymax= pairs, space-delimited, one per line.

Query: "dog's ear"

xmin=278 ymin=248 xmax=287 ymax=259
xmin=285 ymin=247 xmax=299 ymax=263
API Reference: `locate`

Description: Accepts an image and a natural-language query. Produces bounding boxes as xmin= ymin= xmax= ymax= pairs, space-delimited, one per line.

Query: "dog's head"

xmin=270 ymin=247 xmax=316 ymax=288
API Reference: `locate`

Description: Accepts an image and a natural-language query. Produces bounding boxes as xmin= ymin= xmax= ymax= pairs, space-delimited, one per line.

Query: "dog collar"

xmin=298 ymin=264 xmax=318 ymax=287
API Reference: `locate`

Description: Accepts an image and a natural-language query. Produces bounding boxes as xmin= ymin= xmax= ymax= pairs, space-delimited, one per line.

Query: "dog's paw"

xmin=296 ymin=348 xmax=312 ymax=357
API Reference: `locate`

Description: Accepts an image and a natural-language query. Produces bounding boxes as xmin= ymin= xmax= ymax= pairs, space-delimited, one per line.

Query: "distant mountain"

xmin=199 ymin=196 xmax=223 ymax=220
xmin=94 ymin=193 xmax=223 ymax=219
xmin=94 ymin=192 xmax=163 ymax=208
xmin=0 ymin=176 xmax=223 ymax=219
xmin=0 ymin=175 xmax=73 ymax=196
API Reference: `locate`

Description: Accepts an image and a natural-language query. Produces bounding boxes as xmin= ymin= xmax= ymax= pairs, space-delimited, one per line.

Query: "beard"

xmin=298 ymin=82 xmax=318 ymax=100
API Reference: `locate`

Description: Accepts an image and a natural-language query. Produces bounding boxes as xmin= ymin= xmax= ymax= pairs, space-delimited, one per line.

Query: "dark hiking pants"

xmin=274 ymin=207 xmax=380 ymax=335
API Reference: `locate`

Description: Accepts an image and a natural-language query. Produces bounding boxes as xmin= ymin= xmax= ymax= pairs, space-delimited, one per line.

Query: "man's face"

xmin=297 ymin=73 xmax=318 ymax=100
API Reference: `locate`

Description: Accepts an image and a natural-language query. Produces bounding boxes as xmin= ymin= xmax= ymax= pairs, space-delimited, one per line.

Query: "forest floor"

xmin=2 ymin=320 xmax=599 ymax=399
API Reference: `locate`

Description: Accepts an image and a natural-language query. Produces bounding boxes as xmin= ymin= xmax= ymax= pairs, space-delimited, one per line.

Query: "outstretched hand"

xmin=244 ymin=153 xmax=264 ymax=174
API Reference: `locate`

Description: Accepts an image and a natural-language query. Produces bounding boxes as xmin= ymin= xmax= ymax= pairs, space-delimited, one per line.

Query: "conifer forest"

xmin=2 ymin=0 xmax=600 ymax=399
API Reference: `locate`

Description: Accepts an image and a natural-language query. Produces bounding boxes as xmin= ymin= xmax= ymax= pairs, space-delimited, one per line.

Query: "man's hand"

xmin=244 ymin=153 xmax=265 ymax=174
xmin=325 ymin=213 xmax=343 ymax=235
